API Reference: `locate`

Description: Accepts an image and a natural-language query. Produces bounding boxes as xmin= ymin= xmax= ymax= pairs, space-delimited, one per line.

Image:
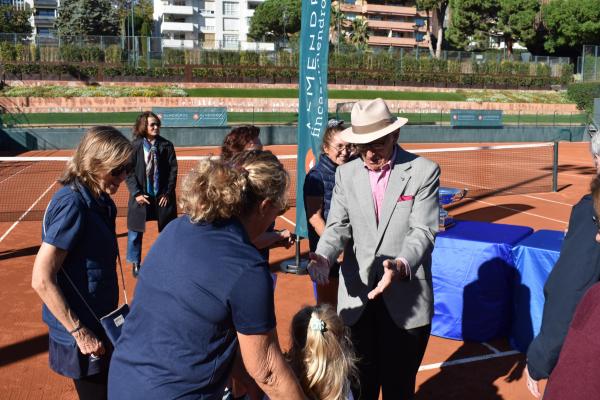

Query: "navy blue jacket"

xmin=527 ymin=194 xmax=600 ymax=379
xmin=303 ymin=154 xmax=338 ymax=252
xmin=42 ymin=181 xmax=119 ymax=378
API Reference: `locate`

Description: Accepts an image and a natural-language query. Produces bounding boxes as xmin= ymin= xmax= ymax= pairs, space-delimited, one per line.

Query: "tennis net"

xmin=0 ymin=143 xmax=557 ymax=222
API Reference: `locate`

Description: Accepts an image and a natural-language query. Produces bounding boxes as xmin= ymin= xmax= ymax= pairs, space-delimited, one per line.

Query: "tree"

xmin=348 ymin=17 xmax=369 ymax=51
xmin=55 ymin=0 xmax=119 ymax=37
xmin=416 ymin=0 xmax=449 ymax=59
xmin=0 ymin=4 xmax=33 ymax=35
xmin=542 ymin=0 xmax=600 ymax=56
xmin=446 ymin=0 xmax=498 ymax=50
xmin=248 ymin=0 xmax=301 ymax=42
xmin=495 ymin=0 xmax=539 ymax=57
xmin=447 ymin=0 xmax=538 ymax=56
xmin=330 ymin=3 xmax=346 ymax=49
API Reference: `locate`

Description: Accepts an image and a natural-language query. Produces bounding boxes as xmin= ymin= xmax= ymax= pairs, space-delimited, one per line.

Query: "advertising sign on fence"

xmin=295 ymin=0 xmax=331 ymax=238
xmin=450 ymin=109 xmax=503 ymax=128
xmin=152 ymin=107 xmax=227 ymax=127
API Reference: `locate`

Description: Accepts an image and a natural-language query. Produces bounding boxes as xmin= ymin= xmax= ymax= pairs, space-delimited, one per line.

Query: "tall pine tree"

xmin=55 ymin=0 xmax=119 ymax=36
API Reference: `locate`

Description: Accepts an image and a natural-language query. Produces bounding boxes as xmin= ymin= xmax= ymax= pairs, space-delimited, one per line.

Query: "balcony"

xmin=366 ymin=4 xmax=427 ymax=17
xmin=161 ymin=21 xmax=195 ymax=33
xmin=199 ymin=9 xmax=215 ymax=16
xmin=33 ymin=0 xmax=57 ymax=7
xmin=368 ymin=35 xmax=429 ymax=48
xmin=200 ymin=25 xmax=215 ymax=32
xmin=367 ymin=19 xmax=426 ymax=32
xmin=340 ymin=3 xmax=362 ymax=13
xmin=163 ymin=5 xmax=194 ymax=15
xmin=162 ymin=38 xmax=196 ymax=49
xmin=34 ymin=16 xmax=55 ymax=27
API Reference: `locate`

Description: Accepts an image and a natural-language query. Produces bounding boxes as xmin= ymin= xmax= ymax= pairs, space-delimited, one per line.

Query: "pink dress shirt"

xmin=364 ymin=147 xmax=411 ymax=278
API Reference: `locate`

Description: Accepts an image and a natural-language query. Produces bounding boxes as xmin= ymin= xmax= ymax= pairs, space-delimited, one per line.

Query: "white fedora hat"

xmin=339 ymin=98 xmax=408 ymax=144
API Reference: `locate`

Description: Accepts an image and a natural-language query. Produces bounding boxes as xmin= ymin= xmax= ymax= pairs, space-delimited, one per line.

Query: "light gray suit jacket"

xmin=316 ymin=145 xmax=440 ymax=329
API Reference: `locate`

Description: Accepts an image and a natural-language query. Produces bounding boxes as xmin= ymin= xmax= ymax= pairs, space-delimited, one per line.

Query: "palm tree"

xmin=330 ymin=4 xmax=346 ymax=51
xmin=349 ymin=17 xmax=369 ymax=51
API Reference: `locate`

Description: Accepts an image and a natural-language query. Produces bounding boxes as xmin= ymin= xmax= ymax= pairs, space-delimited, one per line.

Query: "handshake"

xmin=307 ymin=253 xmax=410 ymax=299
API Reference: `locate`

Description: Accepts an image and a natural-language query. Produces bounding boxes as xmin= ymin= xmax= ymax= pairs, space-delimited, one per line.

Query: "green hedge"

xmin=0 ymin=57 xmax=571 ymax=89
xmin=566 ymin=83 xmax=600 ymax=113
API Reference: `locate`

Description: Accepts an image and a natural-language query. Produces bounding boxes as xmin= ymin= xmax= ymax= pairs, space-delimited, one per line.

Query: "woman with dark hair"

xmin=221 ymin=125 xmax=263 ymax=163
xmin=221 ymin=125 xmax=294 ymax=258
xmin=108 ymin=151 xmax=305 ymax=400
xmin=125 ymin=111 xmax=178 ymax=277
xmin=31 ymin=126 xmax=133 ymax=399
xmin=303 ymin=120 xmax=353 ymax=306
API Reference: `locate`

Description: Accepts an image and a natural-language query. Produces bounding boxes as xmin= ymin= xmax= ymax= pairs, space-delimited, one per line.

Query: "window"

xmin=223 ymin=34 xmax=238 ymax=49
xmin=37 ymin=27 xmax=51 ymax=36
xmin=414 ymin=18 xmax=425 ymax=27
xmin=35 ymin=9 xmax=55 ymax=17
xmin=223 ymin=2 xmax=238 ymax=16
xmin=204 ymin=17 xmax=215 ymax=30
xmin=223 ymin=18 xmax=238 ymax=31
xmin=415 ymin=32 xmax=425 ymax=42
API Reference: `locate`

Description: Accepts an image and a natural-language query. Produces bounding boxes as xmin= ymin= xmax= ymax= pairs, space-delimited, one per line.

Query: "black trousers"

xmin=349 ymin=296 xmax=431 ymax=400
xmin=73 ymin=370 xmax=108 ymax=400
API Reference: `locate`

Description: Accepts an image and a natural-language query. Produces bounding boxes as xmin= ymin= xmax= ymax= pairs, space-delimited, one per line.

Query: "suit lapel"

xmin=355 ymin=162 xmax=378 ymax=237
xmin=376 ymin=147 xmax=412 ymax=244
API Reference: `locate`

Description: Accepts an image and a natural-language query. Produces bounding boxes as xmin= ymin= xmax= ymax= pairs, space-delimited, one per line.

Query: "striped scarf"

xmin=143 ymin=138 xmax=159 ymax=196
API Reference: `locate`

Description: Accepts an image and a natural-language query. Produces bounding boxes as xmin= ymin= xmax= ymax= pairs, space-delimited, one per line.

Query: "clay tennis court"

xmin=0 ymin=141 xmax=594 ymax=399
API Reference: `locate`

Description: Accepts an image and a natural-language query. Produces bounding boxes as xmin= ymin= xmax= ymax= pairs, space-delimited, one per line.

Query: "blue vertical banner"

xmin=295 ymin=0 xmax=331 ymax=238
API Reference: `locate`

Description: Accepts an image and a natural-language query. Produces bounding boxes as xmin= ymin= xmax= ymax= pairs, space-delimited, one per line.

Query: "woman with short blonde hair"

xmin=180 ymin=150 xmax=289 ymax=223
xmin=109 ymin=150 xmax=305 ymax=400
xmin=32 ymin=126 xmax=132 ymax=399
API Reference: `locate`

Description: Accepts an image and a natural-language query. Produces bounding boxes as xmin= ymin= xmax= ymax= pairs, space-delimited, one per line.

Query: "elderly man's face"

xmin=594 ymin=154 xmax=600 ymax=174
xmin=357 ymin=132 xmax=397 ymax=171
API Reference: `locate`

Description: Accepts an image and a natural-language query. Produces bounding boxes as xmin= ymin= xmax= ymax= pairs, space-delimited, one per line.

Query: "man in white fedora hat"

xmin=308 ymin=98 xmax=440 ymax=399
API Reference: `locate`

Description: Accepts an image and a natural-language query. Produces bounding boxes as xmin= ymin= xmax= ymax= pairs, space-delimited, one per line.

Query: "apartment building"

xmin=154 ymin=0 xmax=273 ymax=50
xmin=335 ymin=0 xmax=431 ymax=49
xmin=1 ymin=0 xmax=58 ymax=37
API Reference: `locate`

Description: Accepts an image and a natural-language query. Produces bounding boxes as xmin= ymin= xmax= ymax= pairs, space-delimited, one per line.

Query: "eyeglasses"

xmin=356 ymin=136 xmax=390 ymax=152
xmin=593 ymin=215 xmax=600 ymax=232
xmin=148 ymin=122 xmax=160 ymax=128
xmin=329 ymin=144 xmax=353 ymax=153
xmin=110 ymin=163 xmax=133 ymax=177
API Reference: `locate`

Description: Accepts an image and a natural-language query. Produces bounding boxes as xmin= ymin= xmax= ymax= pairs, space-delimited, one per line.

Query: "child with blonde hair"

xmin=286 ymin=304 xmax=358 ymax=400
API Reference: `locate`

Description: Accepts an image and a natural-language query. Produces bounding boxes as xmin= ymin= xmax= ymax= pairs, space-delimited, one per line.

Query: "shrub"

xmin=0 ymin=42 xmax=16 ymax=62
xmin=566 ymin=83 xmax=600 ymax=113
xmin=163 ymin=48 xmax=185 ymax=65
xmin=59 ymin=44 xmax=83 ymax=62
xmin=105 ymin=45 xmax=123 ymax=64
xmin=80 ymin=46 xmax=103 ymax=62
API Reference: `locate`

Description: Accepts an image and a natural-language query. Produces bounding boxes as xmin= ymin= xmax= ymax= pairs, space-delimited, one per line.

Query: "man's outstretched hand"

xmin=367 ymin=259 xmax=409 ymax=300
xmin=307 ymin=252 xmax=330 ymax=285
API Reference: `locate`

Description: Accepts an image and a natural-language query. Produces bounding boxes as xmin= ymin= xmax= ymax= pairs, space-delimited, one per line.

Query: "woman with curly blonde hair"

xmin=109 ymin=150 xmax=305 ymax=400
xmin=287 ymin=304 xmax=359 ymax=400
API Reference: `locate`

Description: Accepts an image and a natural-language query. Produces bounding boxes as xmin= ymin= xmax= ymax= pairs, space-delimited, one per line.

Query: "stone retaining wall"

xmin=0 ymin=96 xmax=579 ymax=114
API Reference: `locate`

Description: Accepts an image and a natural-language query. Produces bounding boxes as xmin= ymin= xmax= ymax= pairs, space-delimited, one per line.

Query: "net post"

xmin=552 ymin=141 xmax=559 ymax=192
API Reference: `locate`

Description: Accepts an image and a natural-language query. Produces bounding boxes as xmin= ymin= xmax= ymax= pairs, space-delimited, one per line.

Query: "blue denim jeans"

xmin=126 ymin=230 xmax=143 ymax=264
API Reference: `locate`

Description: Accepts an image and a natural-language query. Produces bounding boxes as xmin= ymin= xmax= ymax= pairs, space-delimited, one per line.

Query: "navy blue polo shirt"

xmin=108 ymin=216 xmax=276 ymax=400
xmin=41 ymin=182 xmax=119 ymax=378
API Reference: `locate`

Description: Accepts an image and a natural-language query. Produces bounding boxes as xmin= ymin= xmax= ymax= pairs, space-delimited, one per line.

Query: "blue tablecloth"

xmin=432 ymin=220 xmax=533 ymax=341
xmin=510 ymin=229 xmax=564 ymax=352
